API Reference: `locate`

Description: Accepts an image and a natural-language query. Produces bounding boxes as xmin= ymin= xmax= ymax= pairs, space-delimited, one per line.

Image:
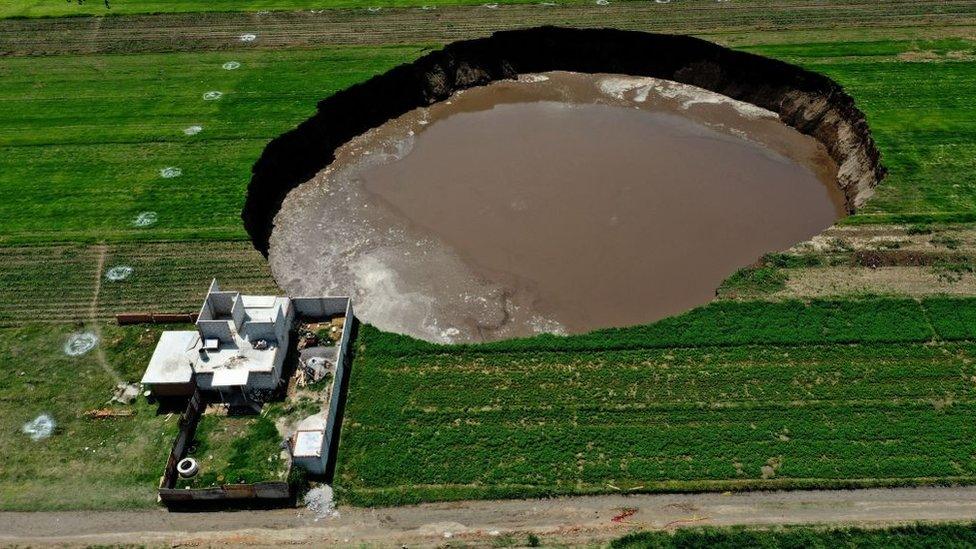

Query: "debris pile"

xmin=303 ymin=484 xmax=339 ymax=520
xmin=110 ymin=382 xmax=141 ymax=404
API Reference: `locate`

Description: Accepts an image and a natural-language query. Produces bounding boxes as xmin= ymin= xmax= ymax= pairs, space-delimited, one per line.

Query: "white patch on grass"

xmin=133 ymin=211 xmax=158 ymax=227
xmin=105 ymin=265 xmax=134 ymax=282
xmin=203 ymin=91 xmax=223 ymax=101
xmin=483 ymin=2 xmax=499 ymax=7
xmin=596 ymin=0 xmax=609 ymax=5
xmin=421 ymin=4 xmax=436 ymax=8
xmin=183 ymin=125 xmax=203 ymax=136
xmin=239 ymin=33 xmax=257 ymax=42
xmin=64 ymin=332 xmax=98 ymax=356
xmin=367 ymin=6 xmax=381 ymax=11
xmin=22 ymin=414 xmax=55 ymax=442
xmin=222 ymin=61 xmax=241 ymax=70
xmin=159 ymin=166 xmax=182 ymax=178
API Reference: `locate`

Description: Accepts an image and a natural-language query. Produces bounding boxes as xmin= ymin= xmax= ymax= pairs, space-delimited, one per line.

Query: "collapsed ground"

xmin=2 ymin=1 xmax=976 ymax=510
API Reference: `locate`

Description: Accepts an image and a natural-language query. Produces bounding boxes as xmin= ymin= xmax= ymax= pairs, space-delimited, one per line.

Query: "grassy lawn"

xmin=745 ymin=39 xmax=976 ymax=224
xmin=175 ymin=414 xmax=286 ymax=489
xmin=336 ymin=298 xmax=976 ymax=506
xmin=0 ymin=323 xmax=178 ymax=510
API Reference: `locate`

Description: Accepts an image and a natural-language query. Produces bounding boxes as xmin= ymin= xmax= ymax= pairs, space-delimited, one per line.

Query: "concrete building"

xmin=142 ymin=279 xmax=294 ymax=403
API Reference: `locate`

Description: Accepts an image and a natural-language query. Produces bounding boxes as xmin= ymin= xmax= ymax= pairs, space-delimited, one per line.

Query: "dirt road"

xmin=3 ymin=486 xmax=976 ymax=547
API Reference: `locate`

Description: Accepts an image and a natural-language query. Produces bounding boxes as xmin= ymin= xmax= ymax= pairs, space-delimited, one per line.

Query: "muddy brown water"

xmin=270 ymin=72 xmax=844 ymax=343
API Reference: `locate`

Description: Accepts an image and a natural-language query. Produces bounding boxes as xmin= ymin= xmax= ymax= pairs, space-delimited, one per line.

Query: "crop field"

xmin=336 ymin=299 xmax=976 ymax=505
xmin=2 ymin=0 xmax=976 ymax=513
xmin=0 ymin=241 xmax=278 ymax=325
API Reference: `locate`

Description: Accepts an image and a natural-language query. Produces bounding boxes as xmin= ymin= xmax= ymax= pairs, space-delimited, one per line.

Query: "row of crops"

xmin=336 ymin=297 xmax=976 ymax=505
xmin=0 ymin=242 xmax=278 ymax=325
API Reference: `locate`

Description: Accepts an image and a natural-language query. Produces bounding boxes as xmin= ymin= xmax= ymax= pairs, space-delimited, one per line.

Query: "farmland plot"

xmin=337 ymin=299 xmax=976 ymax=505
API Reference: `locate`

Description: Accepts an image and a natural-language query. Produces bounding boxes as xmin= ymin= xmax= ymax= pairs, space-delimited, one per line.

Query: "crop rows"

xmin=337 ymin=330 xmax=976 ymax=505
xmin=3 ymin=0 xmax=974 ymax=56
xmin=0 ymin=241 xmax=277 ymax=325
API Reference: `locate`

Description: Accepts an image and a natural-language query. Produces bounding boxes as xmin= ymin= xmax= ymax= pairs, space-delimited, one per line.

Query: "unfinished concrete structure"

xmin=142 ymin=280 xmax=351 ymax=406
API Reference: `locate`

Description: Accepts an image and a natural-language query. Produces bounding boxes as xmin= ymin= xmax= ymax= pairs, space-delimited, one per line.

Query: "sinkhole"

xmin=246 ymin=28 xmax=885 ymax=343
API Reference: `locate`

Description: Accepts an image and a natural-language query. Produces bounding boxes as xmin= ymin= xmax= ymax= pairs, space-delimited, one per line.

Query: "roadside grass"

xmin=0 ymin=323 xmax=178 ymax=510
xmin=611 ymin=523 xmax=976 ymax=549
xmin=335 ymin=297 xmax=976 ymax=506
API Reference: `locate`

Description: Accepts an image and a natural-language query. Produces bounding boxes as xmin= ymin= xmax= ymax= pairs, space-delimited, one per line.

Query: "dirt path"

xmin=87 ymin=244 xmax=123 ymax=384
xmin=4 ymin=487 xmax=976 ymax=547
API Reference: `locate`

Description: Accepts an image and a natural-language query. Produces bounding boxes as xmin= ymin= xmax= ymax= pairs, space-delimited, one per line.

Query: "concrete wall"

xmin=321 ymin=300 xmax=355 ymax=481
xmin=197 ymin=319 xmax=233 ymax=343
xmin=292 ymin=296 xmax=350 ymax=318
xmin=244 ymin=320 xmax=277 ymax=342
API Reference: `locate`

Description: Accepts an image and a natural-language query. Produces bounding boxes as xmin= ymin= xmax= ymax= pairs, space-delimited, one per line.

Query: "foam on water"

xmin=597 ymin=76 xmax=777 ymax=119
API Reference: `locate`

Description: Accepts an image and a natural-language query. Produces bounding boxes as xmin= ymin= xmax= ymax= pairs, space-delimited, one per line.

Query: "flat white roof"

xmin=142 ymin=331 xmax=196 ymax=385
xmin=293 ymin=430 xmax=324 ymax=457
xmin=212 ymin=367 xmax=250 ymax=387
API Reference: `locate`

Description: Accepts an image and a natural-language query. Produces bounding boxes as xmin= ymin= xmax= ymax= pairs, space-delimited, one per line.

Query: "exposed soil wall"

xmin=243 ymin=26 xmax=885 ymax=255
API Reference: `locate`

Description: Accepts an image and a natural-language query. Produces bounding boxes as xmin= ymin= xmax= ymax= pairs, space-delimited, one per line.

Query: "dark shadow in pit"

xmin=242 ymin=26 xmax=885 ymax=256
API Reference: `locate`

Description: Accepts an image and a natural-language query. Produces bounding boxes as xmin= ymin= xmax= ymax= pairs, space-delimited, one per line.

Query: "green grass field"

xmin=3 ymin=0 xmax=976 ymax=513
xmin=0 ymin=323 xmax=178 ymax=510
xmin=0 ymin=46 xmax=427 ymax=244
